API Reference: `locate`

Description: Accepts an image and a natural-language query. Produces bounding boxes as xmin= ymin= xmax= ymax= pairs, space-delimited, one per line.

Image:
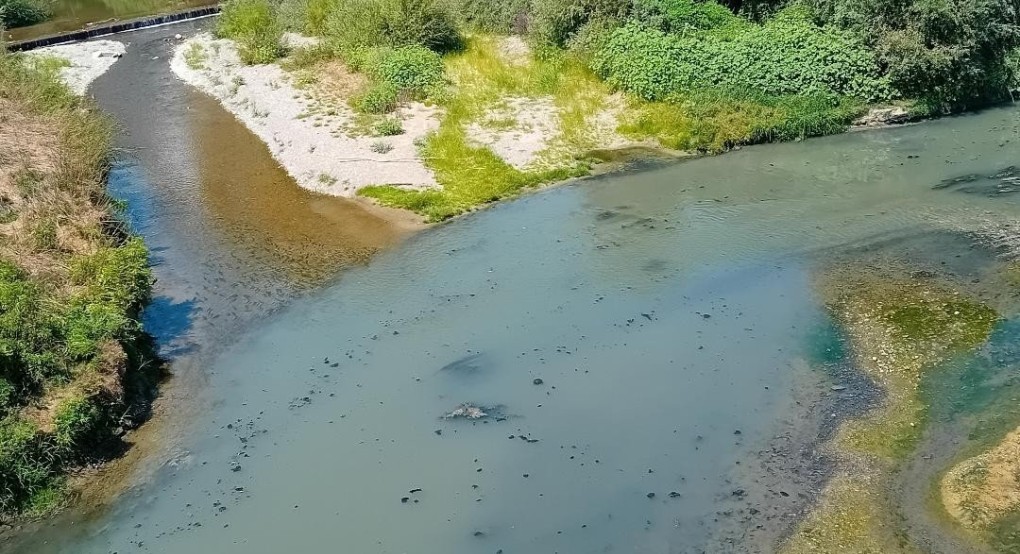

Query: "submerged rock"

xmin=442 ymin=403 xmax=506 ymax=420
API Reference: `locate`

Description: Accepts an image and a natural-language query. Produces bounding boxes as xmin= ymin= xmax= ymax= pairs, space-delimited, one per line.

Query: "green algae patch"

xmin=783 ymin=470 xmax=920 ymax=554
xmin=829 ymin=277 xmax=997 ymax=460
xmin=782 ymin=270 xmax=998 ymax=553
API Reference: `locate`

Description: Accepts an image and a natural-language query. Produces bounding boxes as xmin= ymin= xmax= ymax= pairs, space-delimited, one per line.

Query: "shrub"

xmin=631 ymin=0 xmax=738 ymax=34
xmin=0 ymin=0 xmax=48 ymax=28
xmin=69 ymin=238 xmax=153 ymax=313
xmin=353 ymin=81 xmax=401 ymax=113
xmin=216 ymin=0 xmax=284 ymax=64
xmin=53 ymin=395 xmax=107 ymax=452
xmin=810 ymin=0 xmax=1020 ymax=108
xmin=0 ymin=418 xmax=50 ymax=513
xmin=530 ymin=0 xmax=632 ymax=47
xmin=361 ymin=45 xmax=445 ymax=94
xmin=374 ymin=118 xmax=405 ymax=135
xmin=318 ymin=0 xmax=388 ymax=48
xmin=455 ymin=0 xmax=531 ymax=32
xmin=370 ymin=140 xmax=395 ymax=153
xmin=348 ymin=45 xmax=445 ymax=112
xmin=316 ymin=0 xmax=462 ymax=53
xmin=593 ymin=9 xmax=891 ymax=101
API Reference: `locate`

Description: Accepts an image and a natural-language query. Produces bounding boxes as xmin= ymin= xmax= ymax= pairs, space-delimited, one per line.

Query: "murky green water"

xmin=3 ymin=0 xmax=213 ymax=41
xmin=8 ymin=24 xmax=1020 ymax=554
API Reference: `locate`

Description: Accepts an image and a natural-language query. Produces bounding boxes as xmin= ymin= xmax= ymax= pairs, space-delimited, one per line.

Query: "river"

xmin=6 ymin=21 xmax=1020 ymax=554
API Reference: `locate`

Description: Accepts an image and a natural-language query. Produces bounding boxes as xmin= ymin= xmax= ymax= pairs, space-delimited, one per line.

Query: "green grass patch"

xmin=358 ymin=36 xmax=593 ymax=221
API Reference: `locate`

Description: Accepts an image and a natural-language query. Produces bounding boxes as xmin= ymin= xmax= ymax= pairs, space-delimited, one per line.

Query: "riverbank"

xmin=0 ymin=45 xmax=155 ymax=518
xmin=170 ymin=27 xmax=927 ymax=223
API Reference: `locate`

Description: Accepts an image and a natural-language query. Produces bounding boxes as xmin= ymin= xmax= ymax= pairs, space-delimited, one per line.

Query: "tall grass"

xmin=217 ymin=0 xmax=284 ymax=64
xmin=0 ymin=49 xmax=155 ymax=518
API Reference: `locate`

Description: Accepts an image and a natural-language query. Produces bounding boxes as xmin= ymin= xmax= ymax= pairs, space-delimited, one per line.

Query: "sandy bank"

xmin=29 ymin=40 xmax=126 ymax=96
xmin=170 ymin=32 xmax=439 ymax=196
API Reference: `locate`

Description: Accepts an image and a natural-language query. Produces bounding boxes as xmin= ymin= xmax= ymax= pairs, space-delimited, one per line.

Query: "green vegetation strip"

xmin=0 ymin=50 xmax=154 ymax=517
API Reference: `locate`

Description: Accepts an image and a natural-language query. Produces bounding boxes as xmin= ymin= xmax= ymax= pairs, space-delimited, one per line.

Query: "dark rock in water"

xmin=400 ymin=497 xmax=409 ymax=503
xmin=935 ymin=166 xmax=1020 ymax=196
xmin=533 ymin=378 xmax=544 ymax=385
xmin=439 ymin=353 xmax=485 ymax=376
xmin=647 ymin=492 xmax=656 ymax=499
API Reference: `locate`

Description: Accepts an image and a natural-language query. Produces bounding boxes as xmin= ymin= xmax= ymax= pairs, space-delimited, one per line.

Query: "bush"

xmin=216 ymin=0 xmax=284 ymax=64
xmin=353 ymin=81 xmax=401 ymax=113
xmin=0 ymin=0 xmax=48 ymax=28
xmin=348 ymin=45 xmax=445 ymax=112
xmin=593 ymin=8 xmax=891 ymax=101
xmin=361 ymin=45 xmax=445 ymax=94
xmin=53 ymin=395 xmax=107 ymax=452
xmin=374 ymin=118 xmax=405 ymax=135
xmin=810 ymin=0 xmax=1020 ymax=108
xmin=631 ymin=0 xmax=738 ymax=34
xmin=316 ymin=0 xmax=462 ymax=53
xmin=0 ymin=418 xmax=50 ymax=513
xmin=455 ymin=0 xmax=531 ymax=32
xmin=530 ymin=0 xmax=632 ymax=47
xmin=69 ymin=238 xmax=152 ymax=313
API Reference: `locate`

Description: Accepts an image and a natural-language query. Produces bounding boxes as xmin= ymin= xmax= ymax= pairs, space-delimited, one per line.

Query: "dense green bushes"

xmin=345 ymin=45 xmax=445 ymax=112
xmin=809 ymin=0 xmax=1020 ymax=108
xmin=217 ymin=0 xmax=284 ymax=64
xmin=0 ymin=0 xmax=48 ymax=28
xmin=593 ymin=7 xmax=890 ymax=101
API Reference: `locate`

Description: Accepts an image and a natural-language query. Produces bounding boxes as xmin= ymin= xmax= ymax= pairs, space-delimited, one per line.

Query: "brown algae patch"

xmin=783 ymin=470 xmax=920 ymax=553
xmin=782 ymin=270 xmax=998 ymax=553
xmin=941 ymin=426 xmax=1020 ymax=529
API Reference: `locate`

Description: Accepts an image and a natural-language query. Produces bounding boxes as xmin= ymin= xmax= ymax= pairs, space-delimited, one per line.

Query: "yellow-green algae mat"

xmin=782 ymin=267 xmax=1002 ymax=553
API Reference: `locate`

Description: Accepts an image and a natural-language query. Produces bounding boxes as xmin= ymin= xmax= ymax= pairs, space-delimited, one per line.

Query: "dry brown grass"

xmin=0 ymin=87 xmax=111 ymax=284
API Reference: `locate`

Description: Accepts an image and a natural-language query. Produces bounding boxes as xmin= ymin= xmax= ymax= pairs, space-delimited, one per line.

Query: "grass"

xmin=183 ymin=43 xmax=208 ymax=70
xmin=0 ymin=49 xmax=155 ymax=518
xmin=358 ymin=36 xmax=596 ymax=221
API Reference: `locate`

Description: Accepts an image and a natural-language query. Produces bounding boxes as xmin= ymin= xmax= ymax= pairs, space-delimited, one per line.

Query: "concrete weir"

xmin=4 ymin=5 xmax=220 ymax=51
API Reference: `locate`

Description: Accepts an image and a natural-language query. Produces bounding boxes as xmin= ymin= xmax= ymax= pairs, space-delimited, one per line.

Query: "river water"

xmin=7 ymin=23 xmax=1020 ymax=554
xmin=3 ymin=0 xmax=214 ymax=42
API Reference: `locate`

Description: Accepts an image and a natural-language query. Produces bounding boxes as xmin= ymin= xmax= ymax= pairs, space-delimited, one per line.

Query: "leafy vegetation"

xmin=593 ymin=9 xmax=889 ymax=101
xmin=217 ymin=0 xmax=284 ymax=64
xmin=0 ymin=49 xmax=155 ymax=517
xmin=233 ymin=0 xmax=1020 ymax=220
xmin=0 ymin=0 xmax=48 ymax=28
xmin=304 ymin=0 xmax=461 ymax=52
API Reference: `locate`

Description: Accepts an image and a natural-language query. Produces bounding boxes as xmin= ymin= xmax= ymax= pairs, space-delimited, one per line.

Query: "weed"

xmin=217 ymin=0 xmax=284 ymax=65
xmin=370 ymin=140 xmax=394 ymax=153
xmin=183 ymin=43 xmax=208 ymax=70
xmin=374 ymin=117 xmax=405 ymax=136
